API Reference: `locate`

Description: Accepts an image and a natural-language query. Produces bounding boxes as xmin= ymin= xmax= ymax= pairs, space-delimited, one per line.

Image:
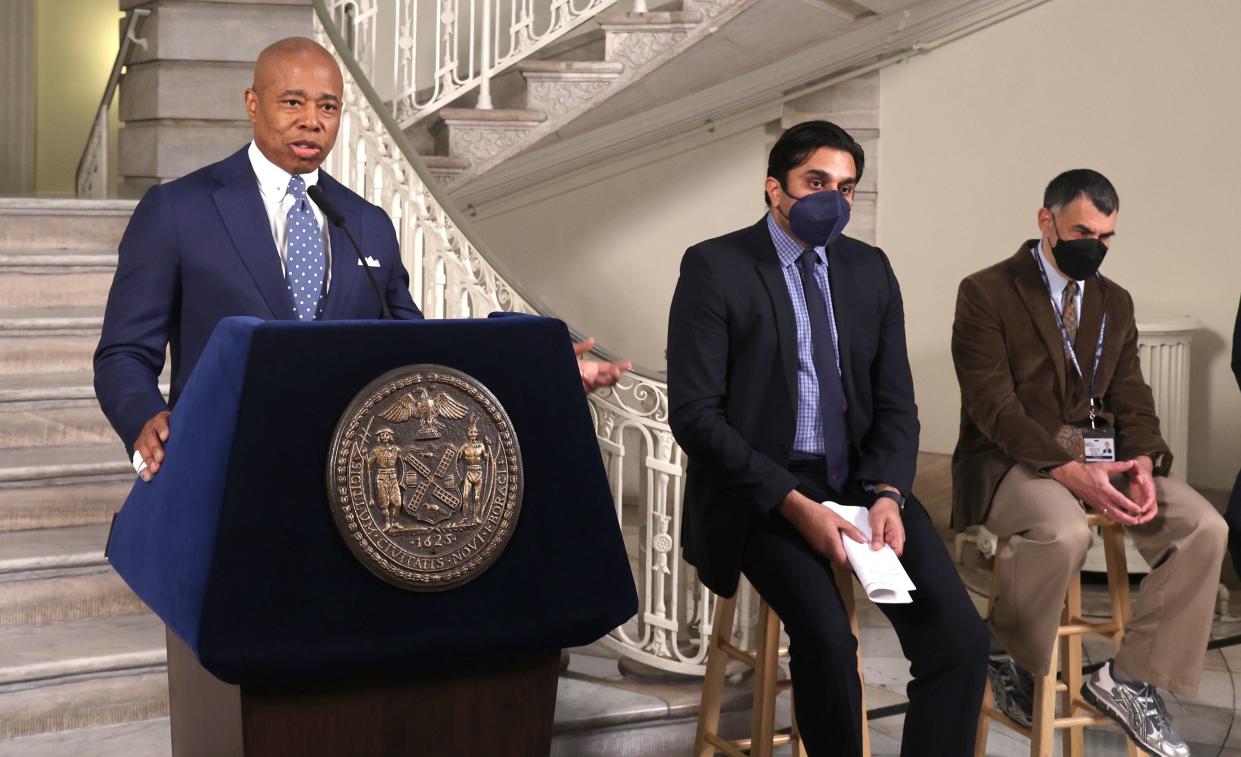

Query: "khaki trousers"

xmin=985 ymin=463 xmax=1226 ymax=696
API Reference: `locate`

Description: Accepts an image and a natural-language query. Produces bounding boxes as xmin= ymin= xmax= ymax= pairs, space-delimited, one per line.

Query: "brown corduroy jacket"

xmin=950 ymin=242 xmax=1171 ymax=529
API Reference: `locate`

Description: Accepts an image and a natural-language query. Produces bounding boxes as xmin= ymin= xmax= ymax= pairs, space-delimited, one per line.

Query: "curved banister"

xmin=314 ymin=0 xmax=661 ymax=379
xmin=313 ymin=0 xmax=747 ymax=676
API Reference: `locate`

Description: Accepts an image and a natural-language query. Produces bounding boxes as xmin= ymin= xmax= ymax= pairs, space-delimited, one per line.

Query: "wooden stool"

xmin=975 ymin=513 xmax=1141 ymax=757
xmin=694 ymin=566 xmax=869 ymax=757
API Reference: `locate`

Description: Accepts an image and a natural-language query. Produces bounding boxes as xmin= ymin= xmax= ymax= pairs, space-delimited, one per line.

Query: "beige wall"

xmin=878 ymin=0 xmax=1241 ymax=488
xmin=473 ymin=122 xmax=773 ymax=369
xmin=35 ymin=0 xmax=120 ymax=196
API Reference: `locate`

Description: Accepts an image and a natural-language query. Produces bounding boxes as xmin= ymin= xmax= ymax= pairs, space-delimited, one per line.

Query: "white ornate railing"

xmin=75 ymin=8 xmax=150 ymax=199
xmin=314 ymin=0 xmax=750 ymax=675
xmin=324 ymin=0 xmax=629 ymax=128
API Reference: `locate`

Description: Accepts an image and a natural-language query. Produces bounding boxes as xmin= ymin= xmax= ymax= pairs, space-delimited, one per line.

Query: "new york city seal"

xmin=327 ymin=365 xmax=523 ymax=591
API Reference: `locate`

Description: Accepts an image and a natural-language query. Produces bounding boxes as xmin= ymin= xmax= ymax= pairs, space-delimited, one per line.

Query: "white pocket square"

xmin=357 ymin=256 xmax=381 ymax=268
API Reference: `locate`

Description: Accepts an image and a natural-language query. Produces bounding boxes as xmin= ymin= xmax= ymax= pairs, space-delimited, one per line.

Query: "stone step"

xmin=0 ymin=444 xmax=132 ymax=486
xmin=595 ymin=9 xmax=703 ymax=26
xmin=0 ymin=717 xmax=170 ymax=756
xmin=0 ymin=304 xmax=105 ymax=332
xmin=0 ymin=613 xmax=165 ymax=687
xmin=0 ymin=567 xmax=142 ymax=632
xmin=0 ymin=405 xmax=117 ymax=450
xmin=0 ymin=370 xmax=102 ymax=405
xmin=598 ymin=10 xmax=702 ymax=70
xmin=0 ymin=250 xmax=116 ymax=310
xmin=0 ymin=248 xmax=117 ymax=270
xmin=0 ymin=525 xmax=143 ymax=630
xmin=0 ymin=320 xmax=100 ymax=376
xmin=0 ymin=369 xmax=168 ymax=407
xmin=0 ymin=478 xmax=132 ymax=533
xmin=0 ymin=671 xmax=168 ymax=743
xmin=436 ymin=108 xmax=548 ymax=168
xmin=420 ymin=154 xmax=471 ymax=185
xmin=532 ymin=24 xmax=607 ymax=64
xmin=0 ymin=199 xmax=134 ymax=252
xmin=0 ymin=524 xmax=110 ymax=575
xmin=517 ymin=60 xmax=625 ymax=75
xmin=518 ymin=60 xmax=626 ymax=119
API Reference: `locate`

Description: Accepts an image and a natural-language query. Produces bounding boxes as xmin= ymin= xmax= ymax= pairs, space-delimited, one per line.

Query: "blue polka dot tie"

xmin=284 ymin=175 xmax=326 ymax=320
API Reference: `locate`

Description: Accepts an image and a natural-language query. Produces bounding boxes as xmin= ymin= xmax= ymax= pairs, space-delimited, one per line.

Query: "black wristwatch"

xmin=874 ymin=490 xmax=906 ymax=511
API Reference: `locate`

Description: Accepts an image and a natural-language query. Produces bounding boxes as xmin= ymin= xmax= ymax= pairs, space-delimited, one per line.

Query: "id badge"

xmin=1083 ymin=428 xmax=1116 ymax=462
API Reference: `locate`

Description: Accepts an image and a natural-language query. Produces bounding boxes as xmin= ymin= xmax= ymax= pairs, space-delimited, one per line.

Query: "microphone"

xmin=306 ymin=184 xmax=393 ymax=320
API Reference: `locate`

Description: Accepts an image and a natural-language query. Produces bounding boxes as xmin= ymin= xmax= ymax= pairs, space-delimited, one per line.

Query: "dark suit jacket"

xmin=950 ymin=242 xmax=1171 ymax=528
xmin=667 ymin=218 xmax=919 ymax=597
xmin=94 ymin=146 xmax=423 ymax=452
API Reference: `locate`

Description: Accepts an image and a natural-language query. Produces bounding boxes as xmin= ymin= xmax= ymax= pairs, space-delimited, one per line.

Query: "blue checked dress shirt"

xmin=285 ymin=174 xmax=326 ymax=320
xmin=766 ymin=213 xmax=843 ymax=459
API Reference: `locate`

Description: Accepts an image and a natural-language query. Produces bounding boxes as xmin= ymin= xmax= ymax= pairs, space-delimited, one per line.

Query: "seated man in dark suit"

xmin=952 ymin=169 xmax=1226 ymax=757
xmin=667 ymin=121 xmax=988 ymax=757
xmin=95 ymin=37 xmax=626 ymax=478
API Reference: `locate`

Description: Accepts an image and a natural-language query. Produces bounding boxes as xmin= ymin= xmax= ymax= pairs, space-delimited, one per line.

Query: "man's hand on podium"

xmin=574 ymin=338 xmax=631 ymax=394
xmin=133 ymin=410 xmax=171 ymax=482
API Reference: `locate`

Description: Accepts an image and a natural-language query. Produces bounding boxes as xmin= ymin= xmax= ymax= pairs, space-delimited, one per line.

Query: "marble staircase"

xmin=0 ymin=198 xmax=168 ymax=742
xmin=408 ymin=0 xmax=748 ymax=191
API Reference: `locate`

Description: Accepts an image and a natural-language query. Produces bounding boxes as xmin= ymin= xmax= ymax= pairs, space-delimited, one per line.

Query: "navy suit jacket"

xmin=94 ymin=146 xmax=423 ymax=452
xmin=667 ymin=218 xmax=920 ymax=596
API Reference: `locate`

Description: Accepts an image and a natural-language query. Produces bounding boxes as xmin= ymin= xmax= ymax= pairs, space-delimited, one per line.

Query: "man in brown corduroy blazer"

xmin=951 ymin=169 xmax=1225 ymax=757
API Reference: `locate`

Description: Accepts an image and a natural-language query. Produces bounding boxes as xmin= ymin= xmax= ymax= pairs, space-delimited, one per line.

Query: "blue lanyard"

xmin=1031 ymin=249 xmax=1107 ymax=420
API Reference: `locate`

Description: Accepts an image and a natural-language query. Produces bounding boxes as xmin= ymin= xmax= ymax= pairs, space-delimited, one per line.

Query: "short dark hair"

xmin=765 ymin=121 xmax=864 ymax=206
xmin=1043 ymin=169 xmax=1119 ymax=216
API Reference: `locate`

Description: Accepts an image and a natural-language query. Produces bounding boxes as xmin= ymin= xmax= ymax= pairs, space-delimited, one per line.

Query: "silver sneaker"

xmin=986 ymin=657 xmax=1034 ymax=728
xmin=1081 ymin=660 xmax=1190 ymax=757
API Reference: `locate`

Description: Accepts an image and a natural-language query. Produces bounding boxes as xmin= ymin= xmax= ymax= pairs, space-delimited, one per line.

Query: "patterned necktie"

xmin=797 ymin=248 xmax=850 ymax=489
xmin=1061 ymin=280 xmax=1079 ymax=345
xmin=285 ymin=175 xmax=326 ymax=320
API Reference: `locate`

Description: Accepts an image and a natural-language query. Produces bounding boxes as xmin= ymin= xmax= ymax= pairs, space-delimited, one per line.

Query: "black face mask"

xmin=1048 ymin=216 xmax=1108 ymax=280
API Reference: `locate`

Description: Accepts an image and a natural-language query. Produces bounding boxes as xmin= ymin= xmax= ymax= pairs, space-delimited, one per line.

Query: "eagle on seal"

xmin=379 ymin=386 xmax=470 ymax=439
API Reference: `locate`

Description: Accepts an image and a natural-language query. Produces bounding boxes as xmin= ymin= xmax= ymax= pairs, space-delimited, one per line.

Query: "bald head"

xmin=245 ymin=37 xmax=344 ymax=174
xmin=252 ymin=37 xmax=341 ymax=92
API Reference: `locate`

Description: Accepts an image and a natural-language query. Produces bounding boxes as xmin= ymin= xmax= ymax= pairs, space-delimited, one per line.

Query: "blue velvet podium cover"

xmin=106 ymin=315 xmax=637 ymax=685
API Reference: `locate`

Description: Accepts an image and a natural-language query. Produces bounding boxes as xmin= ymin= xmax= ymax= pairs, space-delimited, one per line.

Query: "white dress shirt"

xmin=1034 ymin=239 xmax=1084 ymax=317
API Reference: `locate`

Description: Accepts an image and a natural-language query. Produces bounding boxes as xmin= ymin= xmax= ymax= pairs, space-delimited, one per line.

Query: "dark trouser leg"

xmin=740 ymin=467 xmax=989 ymax=757
xmin=1226 ymin=469 xmax=1241 ymax=579
xmin=740 ymin=514 xmax=864 ymax=757
xmin=875 ymin=495 xmax=990 ymax=756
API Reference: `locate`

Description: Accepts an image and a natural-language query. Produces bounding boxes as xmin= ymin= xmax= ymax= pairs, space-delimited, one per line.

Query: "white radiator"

xmin=1135 ymin=315 xmax=1202 ymax=479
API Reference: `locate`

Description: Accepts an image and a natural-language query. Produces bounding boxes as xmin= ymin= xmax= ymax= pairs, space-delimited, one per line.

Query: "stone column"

xmin=0 ymin=0 xmax=36 ymax=196
xmin=117 ymin=0 xmax=313 ymax=198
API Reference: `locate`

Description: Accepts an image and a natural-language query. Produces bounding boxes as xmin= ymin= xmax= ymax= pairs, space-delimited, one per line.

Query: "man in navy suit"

xmin=667 ymin=121 xmax=987 ymax=756
xmin=95 ymin=37 xmax=626 ymax=480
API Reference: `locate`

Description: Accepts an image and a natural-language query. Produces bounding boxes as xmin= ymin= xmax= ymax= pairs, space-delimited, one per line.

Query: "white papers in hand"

xmin=821 ymin=502 xmax=916 ymax=604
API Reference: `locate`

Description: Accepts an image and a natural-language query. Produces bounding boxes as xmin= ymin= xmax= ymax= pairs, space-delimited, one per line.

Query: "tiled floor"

xmin=833 ymin=580 xmax=1241 ymax=756
xmin=550 ymin=574 xmax=1241 ymax=756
